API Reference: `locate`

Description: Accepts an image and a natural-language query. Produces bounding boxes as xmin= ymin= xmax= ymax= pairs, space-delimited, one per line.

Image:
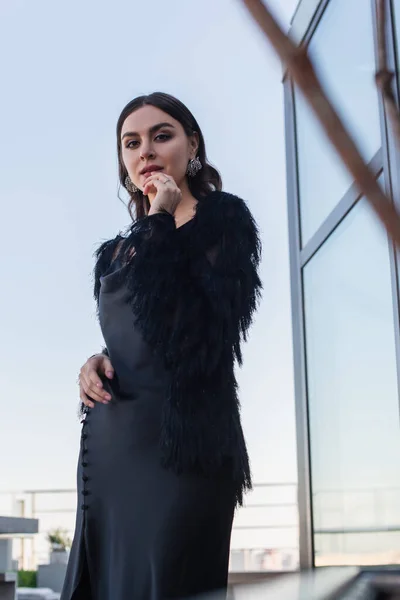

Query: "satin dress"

xmin=61 ymin=247 xmax=236 ymax=600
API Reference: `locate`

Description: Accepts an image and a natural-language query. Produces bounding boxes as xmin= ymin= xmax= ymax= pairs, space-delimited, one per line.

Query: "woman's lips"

xmin=142 ymin=168 xmax=163 ymax=178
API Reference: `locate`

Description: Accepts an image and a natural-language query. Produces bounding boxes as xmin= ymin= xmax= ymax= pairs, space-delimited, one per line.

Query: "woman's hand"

xmin=79 ymin=354 xmax=114 ymax=409
xmin=143 ymin=171 xmax=182 ymax=216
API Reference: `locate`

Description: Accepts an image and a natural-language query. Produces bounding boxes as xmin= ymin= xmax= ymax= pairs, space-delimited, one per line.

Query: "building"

xmin=284 ymin=0 xmax=400 ymax=571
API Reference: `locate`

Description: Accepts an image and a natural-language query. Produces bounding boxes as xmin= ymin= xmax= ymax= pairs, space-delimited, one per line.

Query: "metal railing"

xmin=0 ymin=483 xmax=299 ymax=571
xmin=4 ymin=485 xmax=400 ymax=570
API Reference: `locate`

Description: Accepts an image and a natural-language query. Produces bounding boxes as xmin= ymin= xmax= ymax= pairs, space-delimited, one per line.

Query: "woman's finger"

xmin=144 ymin=173 xmax=175 ymax=186
xmin=80 ymin=373 xmax=104 ymax=403
xmin=86 ymin=367 xmax=112 ymax=396
xmin=101 ymin=359 xmax=115 ymax=380
xmin=79 ymin=383 xmax=95 ymax=409
xmin=143 ymin=172 xmax=177 ymax=195
xmin=80 ymin=371 xmax=111 ymax=404
xmin=143 ymin=175 xmax=160 ymax=196
xmin=82 ymin=357 xmax=113 ymax=395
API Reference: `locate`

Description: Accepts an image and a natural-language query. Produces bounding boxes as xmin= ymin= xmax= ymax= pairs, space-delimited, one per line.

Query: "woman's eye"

xmin=155 ymin=134 xmax=171 ymax=142
xmin=125 ymin=134 xmax=170 ymax=149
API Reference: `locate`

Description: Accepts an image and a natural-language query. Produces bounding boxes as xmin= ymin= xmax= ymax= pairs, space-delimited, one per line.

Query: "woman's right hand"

xmin=79 ymin=354 xmax=114 ymax=408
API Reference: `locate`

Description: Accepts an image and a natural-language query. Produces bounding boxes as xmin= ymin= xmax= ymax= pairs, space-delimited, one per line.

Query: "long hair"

xmin=116 ymin=92 xmax=222 ymax=220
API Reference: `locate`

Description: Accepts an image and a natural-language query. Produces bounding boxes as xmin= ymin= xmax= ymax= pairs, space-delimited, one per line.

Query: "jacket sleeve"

xmin=122 ymin=193 xmax=263 ymax=379
xmin=91 ymin=193 xmax=262 ymax=499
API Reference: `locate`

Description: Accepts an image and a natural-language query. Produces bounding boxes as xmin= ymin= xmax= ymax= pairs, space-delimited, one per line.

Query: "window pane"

xmin=303 ymin=187 xmax=400 ymax=566
xmin=394 ymin=1 xmax=400 ymax=80
xmin=295 ymin=0 xmax=381 ymax=245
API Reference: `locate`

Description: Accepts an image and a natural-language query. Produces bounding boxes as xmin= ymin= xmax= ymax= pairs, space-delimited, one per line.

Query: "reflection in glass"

xmin=295 ymin=0 xmax=381 ymax=245
xmin=303 ymin=188 xmax=400 ymax=566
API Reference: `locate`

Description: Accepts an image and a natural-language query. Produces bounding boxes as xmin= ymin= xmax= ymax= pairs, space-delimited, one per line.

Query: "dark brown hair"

xmin=116 ymin=92 xmax=222 ymax=220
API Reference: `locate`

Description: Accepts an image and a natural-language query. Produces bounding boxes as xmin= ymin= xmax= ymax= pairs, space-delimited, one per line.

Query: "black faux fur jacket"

xmin=88 ymin=190 xmax=262 ymax=506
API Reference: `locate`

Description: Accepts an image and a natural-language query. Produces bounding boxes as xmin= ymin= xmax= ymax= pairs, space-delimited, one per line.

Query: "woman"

xmin=61 ymin=92 xmax=262 ymax=600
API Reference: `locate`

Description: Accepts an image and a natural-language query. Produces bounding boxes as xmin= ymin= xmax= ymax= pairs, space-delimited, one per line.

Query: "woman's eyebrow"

xmin=122 ymin=122 xmax=175 ymax=140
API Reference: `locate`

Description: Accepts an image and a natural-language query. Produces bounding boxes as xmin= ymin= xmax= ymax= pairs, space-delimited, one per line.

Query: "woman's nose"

xmin=140 ymin=144 xmax=155 ymax=160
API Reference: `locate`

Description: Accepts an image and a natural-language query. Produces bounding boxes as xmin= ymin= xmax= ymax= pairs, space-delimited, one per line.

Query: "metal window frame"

xmin=379 ymin=0 xmax=400 ymax=413
xmin=284 ymin=74 xmax=314 ymax=571
xmin=284 ymin=0 xmax=400 ymax=571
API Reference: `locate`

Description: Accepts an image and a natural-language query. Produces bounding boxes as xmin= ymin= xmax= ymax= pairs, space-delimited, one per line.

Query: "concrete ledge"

xmin=37 ymin=564 xmax=67 ymax=594
xmin=0 ymin=573 xmax=16 ymax=583
xmin=0 ymin=517 xmax=39 ymax=535
xmin=230 ymin=567 xmax=359 ymax=600
xmin=228 ymin=572 xmax=289 ymax=586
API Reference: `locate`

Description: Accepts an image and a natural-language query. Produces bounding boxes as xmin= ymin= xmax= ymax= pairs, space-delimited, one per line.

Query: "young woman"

xmin=61 ymin=91 xmax=262 ymax=600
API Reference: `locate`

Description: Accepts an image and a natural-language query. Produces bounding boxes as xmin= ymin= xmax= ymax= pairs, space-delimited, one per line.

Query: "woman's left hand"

xmin=143 ymin=172 xmax=182 ymax=216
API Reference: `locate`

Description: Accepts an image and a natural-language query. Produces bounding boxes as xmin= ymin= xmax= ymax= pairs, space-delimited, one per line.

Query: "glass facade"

xmin=304 ymin=190 xmax=400 ymax=565
xmin=285 ymin=0 xmax=400 ymax=569
xmin=295 ymin=0 xmax=381 ymax=245
xmin=394 ymin=2 xmax=400 ymax=66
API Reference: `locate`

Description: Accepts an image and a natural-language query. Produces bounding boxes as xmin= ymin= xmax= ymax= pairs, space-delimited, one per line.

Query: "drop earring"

xmin=125 ymin=176 xmax=139 ymax=193
xmin=186 ymin=156 xmax=202 ymax=177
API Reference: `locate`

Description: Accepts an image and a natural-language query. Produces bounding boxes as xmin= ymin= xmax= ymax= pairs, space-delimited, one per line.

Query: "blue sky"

xmin=0 ymin=0 xmax=298 ymax=493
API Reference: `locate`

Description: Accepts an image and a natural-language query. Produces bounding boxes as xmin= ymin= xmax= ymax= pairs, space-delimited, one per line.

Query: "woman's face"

xmin=120 ymin=105 xmax=198 ymax=193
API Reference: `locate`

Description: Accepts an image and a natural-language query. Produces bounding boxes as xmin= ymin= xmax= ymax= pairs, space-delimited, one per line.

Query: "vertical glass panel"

xmin=295 ymin=0 xmax=381 ymax=245
xmin=394 ymin=1 xmax=400 ymax=81
xmin=303 ymin=182 xmax=400 ymax=566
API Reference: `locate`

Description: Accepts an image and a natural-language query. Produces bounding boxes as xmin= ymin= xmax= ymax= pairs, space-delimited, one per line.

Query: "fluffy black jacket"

xmin=87 ymin=190 xmax=262 ymax=506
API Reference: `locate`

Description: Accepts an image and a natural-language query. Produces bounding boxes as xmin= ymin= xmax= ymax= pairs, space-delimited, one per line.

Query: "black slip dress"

xmin=61 ymin=224 xmax=236 ymax=600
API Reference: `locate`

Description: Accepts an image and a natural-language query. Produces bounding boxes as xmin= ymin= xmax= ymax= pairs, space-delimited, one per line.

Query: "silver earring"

xmin=125 ymin=175 xmax=139 ymax=193
xmin=186 ymin=156 xmax=202 ymax=177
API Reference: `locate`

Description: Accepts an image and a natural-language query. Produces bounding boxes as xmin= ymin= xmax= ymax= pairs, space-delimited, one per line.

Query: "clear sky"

xmin=0 ymin=0 xmax=298 ymax=494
